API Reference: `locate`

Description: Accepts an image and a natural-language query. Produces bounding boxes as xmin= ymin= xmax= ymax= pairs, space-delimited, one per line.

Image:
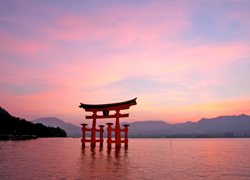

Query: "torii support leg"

xmin=123 ymin=124 xmax=129 ymax=148
xmin=106 ymin=123 xmax=113 ymax=149
xmin=91 ymin=111 xmax=97 ymax=147
xmin=99 ymin=125 xmax=104 ymax=147
xmin=81 ymin=123 xmax=88 ymax=148
xmin=115 ymin=110 xmax=121 ymax=149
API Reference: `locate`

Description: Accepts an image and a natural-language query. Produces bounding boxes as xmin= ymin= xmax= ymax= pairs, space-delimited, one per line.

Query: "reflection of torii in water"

xmin=79 ymin=98 xmax=137 ymax=148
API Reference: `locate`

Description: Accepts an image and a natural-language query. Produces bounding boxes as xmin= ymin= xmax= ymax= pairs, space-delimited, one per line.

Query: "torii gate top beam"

xmin=79 ymin=98 xmax=137 ymax=112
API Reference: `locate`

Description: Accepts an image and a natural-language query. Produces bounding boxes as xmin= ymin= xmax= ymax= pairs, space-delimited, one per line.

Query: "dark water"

xmin=1 ymin=138 xmax=250 ymax=180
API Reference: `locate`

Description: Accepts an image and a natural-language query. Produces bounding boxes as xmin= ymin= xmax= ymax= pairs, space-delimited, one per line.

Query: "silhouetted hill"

xmin=32 ymin=117 xmax=82 ymax=137
xmin=0 ymin=106 xmax=9 ymax=115
xmin=0 ymin=107 xmax=67 ymax=139
xmin=122 ymin=114 xmax=250 ymax=138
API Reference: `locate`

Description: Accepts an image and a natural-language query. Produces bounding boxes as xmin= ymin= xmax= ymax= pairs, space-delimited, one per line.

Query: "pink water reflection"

xmin=1 ymin=138 xmax=250 ymax=180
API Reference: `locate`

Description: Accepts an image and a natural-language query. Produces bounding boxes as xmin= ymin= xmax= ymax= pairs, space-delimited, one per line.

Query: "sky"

xmin=0 ymin=1 xmax=250 ymax=126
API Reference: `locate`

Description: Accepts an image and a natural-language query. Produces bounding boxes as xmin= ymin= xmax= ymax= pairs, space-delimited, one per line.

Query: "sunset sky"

xmin=1 ymin=1 xmax=250 ymax=126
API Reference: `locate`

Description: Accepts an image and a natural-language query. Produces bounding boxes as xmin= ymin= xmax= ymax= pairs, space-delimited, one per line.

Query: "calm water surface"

xmin=1 ymin=138 xmax=250 ymax=180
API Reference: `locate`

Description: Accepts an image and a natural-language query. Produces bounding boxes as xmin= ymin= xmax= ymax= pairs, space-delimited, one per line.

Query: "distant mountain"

xmin=0 ymin=107 xmax=67 ymax=139
xmin=120 ymin=121 xmax=172 ymax=137
xmin=32 ymin=117 xmax=82 ymax=137
xmin=122 ymin=114 xmax=250 ymax=138
xmin=123 ymin=121 xmax=172 ymax=131
xmin=185 ymin=114 xmax=250 ymax=135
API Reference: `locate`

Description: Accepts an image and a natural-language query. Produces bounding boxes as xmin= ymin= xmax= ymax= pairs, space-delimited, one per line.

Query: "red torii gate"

xmin=79 ymin=98 xmax=137 ymax=148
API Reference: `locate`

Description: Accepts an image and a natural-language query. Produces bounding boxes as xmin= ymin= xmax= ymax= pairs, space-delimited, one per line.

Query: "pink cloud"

xmin=39 ymin=1 xmax=191 ymax=48
xmin=0 ymin=29 xmax=43 ymax=56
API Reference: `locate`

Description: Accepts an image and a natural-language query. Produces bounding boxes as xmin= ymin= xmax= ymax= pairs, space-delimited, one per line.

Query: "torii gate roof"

xmin=79 ymin=98 xmax=137 ymax=111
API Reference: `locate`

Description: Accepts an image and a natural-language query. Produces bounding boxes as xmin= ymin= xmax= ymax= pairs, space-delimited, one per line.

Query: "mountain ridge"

xmin=32 ymin=117 xmax=82 ymax=137
xmin=31 ymin=114 xmax=250 ymax=138
xmin=122 ymin=114 xmax=250 ymax=137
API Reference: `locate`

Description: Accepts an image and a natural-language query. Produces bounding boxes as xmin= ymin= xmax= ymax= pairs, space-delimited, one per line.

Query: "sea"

xmin=1 ymin=138 xmax=250 ymax=180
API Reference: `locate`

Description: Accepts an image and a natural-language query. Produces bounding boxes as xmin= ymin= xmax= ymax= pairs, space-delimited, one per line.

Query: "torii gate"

xmin=79 ymin=98 xmax=137 ymax=148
